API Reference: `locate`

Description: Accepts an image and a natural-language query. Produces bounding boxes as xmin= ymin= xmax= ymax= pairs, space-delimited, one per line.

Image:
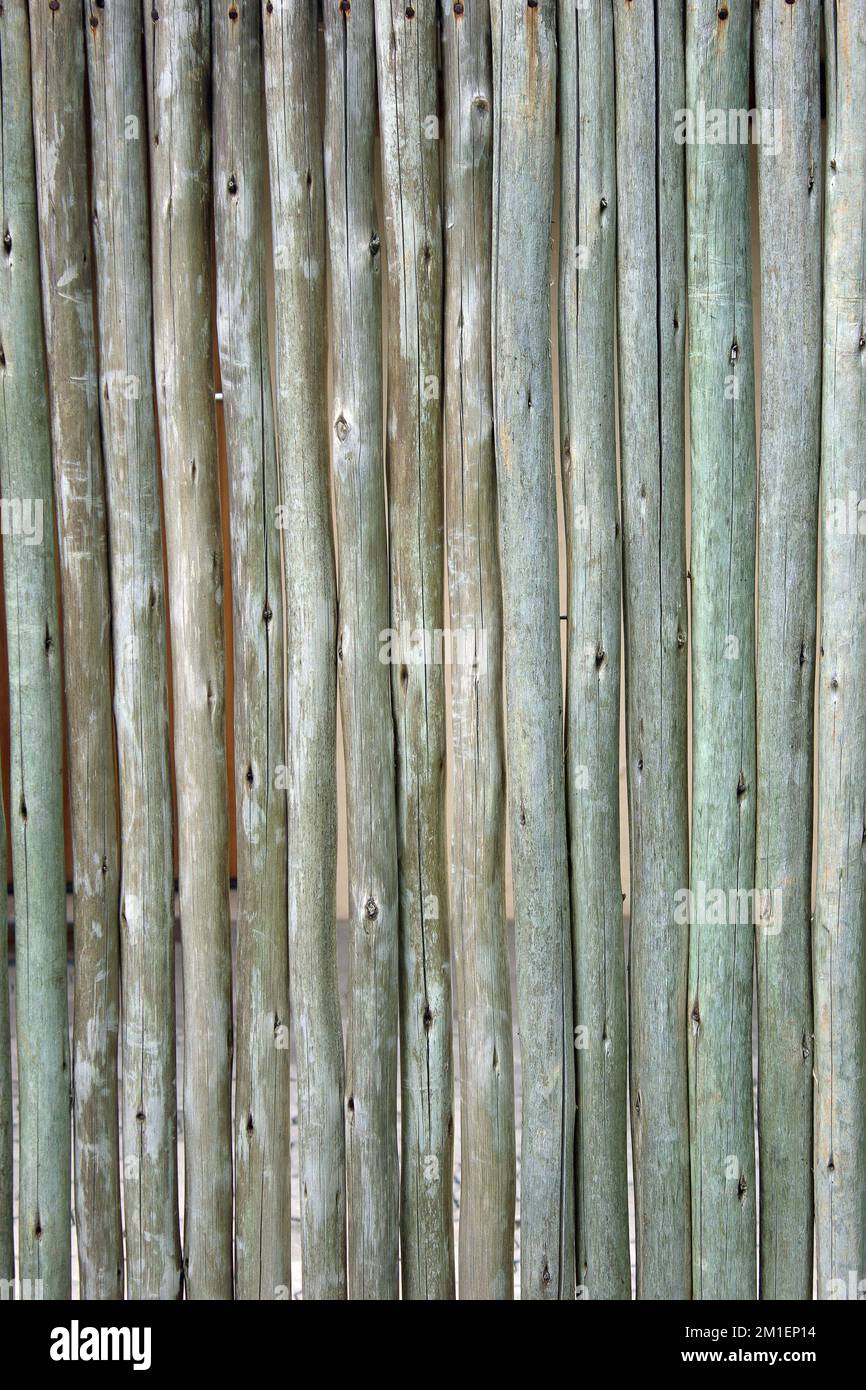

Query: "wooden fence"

xmin=0 ymin=0 xmax=863 ymax=1302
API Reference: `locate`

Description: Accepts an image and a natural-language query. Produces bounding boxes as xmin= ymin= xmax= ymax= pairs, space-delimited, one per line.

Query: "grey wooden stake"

xmin=612 ymin=0 xmax=691 ymax=1298
xmin=29 ymin=0 xmax=123 ymax=1302
xmin=323 ymin=0 xmax=400 ymax=1300
xmin=262 ymin=0 xmax=347 ymax=1301
xmin=491 ymin=0 xmax=575 ymax=1301
xmin=559 ymin=0 xmax=629 ymax=1301
xmin=753 ymin=0 xmax=821 ymax=1302
xmin=0 ymin=0 xmax=71 ymax=1302
xmin=442 ymin=0 xmax=515 ymax=1301
xmin=814 ymin=0 xmax=866 ymax=1302
xmin=145 ymin=0 xmax=234 ymax=1300
xmin=373 ymin=0 xmax=455 ymax=1300
xmin=686 ymin=0 xmax=757 ymax=1300
xmin=0 ymin=756 xmax=10 ymax=1289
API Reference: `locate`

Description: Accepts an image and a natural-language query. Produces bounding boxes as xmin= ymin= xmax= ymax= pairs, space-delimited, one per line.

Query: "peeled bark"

xmin=145 ymin=0 xmax=233 ymax=1300
xmin=263 ymin=0 xmax=347 ymax=1301
xmin=491 ymin=0 xmax=575 ymax=1301
xmin=30 ymin=0 xmax=122 ymax=1302
xmin=0 ymin=0 xmax=71 ymax=1301
xmin=753 ymin=0 xmax=821 ymax=1301
xmin=814 ymin=0 xmax=866 ymax=1302
xmin=559 ymin=0 xmax=629 ymax=1301
xmin=612 ymin=0 xmax=691 ymax=1299
xmin=686 ymin=0 xmax=757 ymax=1300
xmin=443 ymin=0 xmax=515 ymax=1301
xmin=373 ymin=0 xmax=454 ymax=1300
xmin=323 ymin=0 xmax=400 ymax=1301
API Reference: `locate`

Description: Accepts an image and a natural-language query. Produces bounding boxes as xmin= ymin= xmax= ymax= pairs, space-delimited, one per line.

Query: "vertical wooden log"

xmin=559 ymin=0 xmax=629 ymax=1301
xmin=0 ymin=758 xmax=11 ymax=1288
xmin=686 ymin=0 xmax=757 ymax=1300
xmin=373 ymin=0 xmax=454 ymax=1300
xmin=29 ymin=0 xmax=122 ymax=1302
xmin=262 ymin=0 xmax=347 ymax=1301
xmin=442 ymin=0 xmax=515 ymax=1301
xmin=612 ymin=0 xmax=691 ymax=1299
xmin=145 ymin=0 xmax=234 ymax=1300
xmin=815 ymin=0 xmax=866 ymax=1302
xmin=0 ymin=0 xmax=71 ymax=1301
xmin=753 ymin=0 xmax=821 ymax=1302
xmin=323 ymin=0 xmax=400 ymax=1300
xmin=213 ymin=0 xmax=292 ymax=1301
xmin=86 ymin=0 xmax=182 ymax=1302
xmin=491 ymin=0 xmax=575 ymax=1301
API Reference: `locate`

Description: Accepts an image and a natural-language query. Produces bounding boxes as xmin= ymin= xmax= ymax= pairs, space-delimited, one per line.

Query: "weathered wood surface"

xmin=559 ymin=0 xmax=629 ymax=1301
xmin=612 ymin=0 xmax=691 ymax=1299
xmin=263 ymin=0 xmax=347 ymax=1301
xmin=686 ymin=0 xmax=757 ymax=1300
xmin=30 ymin=0 xmax=122 ymax=1302
xmin=213 ymin=0 xmax=291 ymax=1302
xmin=814 ymin=0 xmax=866 ymax=1302
xmin=144 ymin=0 xmax=233 ymax=1300
xmin=491 ymin=0 xmax=575 ymax=1301
xmin=323 ymin=0 xmax=399 ymax=1301
xmin=754 ymin=0 xmax=821 ymax=1302
xmin=0 ymin=0 xmax=70 ymax=1301
xmin=373 ymin=0 xmax=454 ymax=1300
xmin=442 ymin=0 xmax=515 ymax=1301
xmin=0 ymin=756 xmax=10 ymax=1288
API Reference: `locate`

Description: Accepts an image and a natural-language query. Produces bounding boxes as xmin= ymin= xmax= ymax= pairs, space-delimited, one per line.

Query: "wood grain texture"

xmin=0 ymin=759 xmax=10 ymax=1288
xmin=612 ymin=0 xmax=691 ymax=1299
xmin=442 ymin=0 xmax=515 ymax=1301
xmin=559 ymin=0 xmax=629 ymax=1301
xmin=373 ymin=0 xmax=455 ymax=1300
xmin=145 ymin=0 xmax=234 ymax=1300
xmin=491 ymin=0 xmax=575 ymax=1301
xmin=753 ymin=0 xmax=821 ymax=1302
xmin=686 ymin=0 xmax=757 ymax=1300
xmin=263 ymin=0 xmax=347 ymax=1301
xmin=323 ymin=0 xmax=400 ymax=1301
xmin=814 ymin=0 xmax=866 ymax=1302
xmin=0 ymin=0 xmax=71 ymax=1301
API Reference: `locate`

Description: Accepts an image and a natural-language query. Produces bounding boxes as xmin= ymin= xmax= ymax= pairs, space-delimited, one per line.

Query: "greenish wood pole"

xmin=814 ymin=0 xmax=866 ymax=1302
xmin=373 ymin=0 xmax=454 ymax=1300
xmin=612 ymin=0 xmax=691 ymax=1299
xmin=262 ymin=0 xmax=347 ymax=1301
xmin=753 ymin=0 xmax=821 ymax=1302
xmin=145 ymin=0 xmax=234 ymax=1300
xmin=442 ymin=0 xmax=515 ymax=1301
xmin=559 ymin=0 xmax=629 ymax=1302
xmin=490 ymin=0 xmax=575 ymax=1301
xmin=0 ymin=761 xmax=10 ymax=1289
xmin=0 ymin=0 xmax=71 ymax=1302
xmin=29 ymin=0 xmax=122 ymax=1302
xmin=686 ymin=0 xmax=757 ymax=1300
xmin=323 ymin=0 xmax=400 ymax=1301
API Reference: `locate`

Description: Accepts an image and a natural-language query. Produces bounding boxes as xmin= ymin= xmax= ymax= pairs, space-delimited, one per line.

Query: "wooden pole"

xmin=323 ymin=0 xmax=400 ymax=1300
xmin=0 ymin=0 xmax=71 ymax=1301
xmin=612 ymin=0 xmax=691 ymax=1299
xmin=815 ymin=0 xmax=866 ymax=1301
xmin=686 ymin=0 xmax=757 ymax=1300
xmin=373 ymin=0 xmax=454 ymax=1299
xmin=262 ymin=0 xmax=347 ymax=1300
xmin=753 ymin=0 xmax=821 ymax=1301
xmin=442 ymin=0 xmax=515 ymax=1300
xmin=145 ymin=0 xmax=234 ymax=1300
xmin=559 ymin=0 xmax=629 ymax=1301
xmin=491 ymin=0 xmax=575 ymax=1301
xmin=0 ymin=755 xmax=10 ymax=1289
xmin=29 ymin=0 xmax=122 ymax=1302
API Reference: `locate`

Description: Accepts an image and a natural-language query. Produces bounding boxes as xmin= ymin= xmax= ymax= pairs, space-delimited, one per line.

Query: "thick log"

xmin=490 ymin=0 xmax=575 ymax=1301
xmin=323 ymin=0 xmax=400 ymax=1300
xmin=262 ymin=0 xmax=347 ymax=1301
xmin=0 ymin=0 xmax=71 ymax=1301
xmin=373 ymin=0 xmax=454 ymax=1300
xmin=144 ymin=0 xmax=234 ymax=1300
